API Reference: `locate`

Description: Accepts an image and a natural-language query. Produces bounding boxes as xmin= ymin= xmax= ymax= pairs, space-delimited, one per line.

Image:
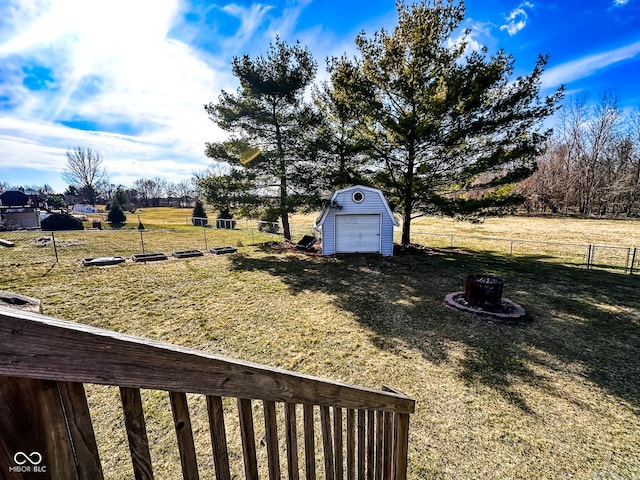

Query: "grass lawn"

xmin=1 ymin=212 xmax=639 ymax=478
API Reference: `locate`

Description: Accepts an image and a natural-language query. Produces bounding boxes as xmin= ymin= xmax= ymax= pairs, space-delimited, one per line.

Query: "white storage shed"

xmin=314 ymin=185 xmax=398 ymax=256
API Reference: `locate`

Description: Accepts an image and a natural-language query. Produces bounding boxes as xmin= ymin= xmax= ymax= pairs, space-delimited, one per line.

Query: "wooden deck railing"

xmin=0 ymin=306 xmax=415 ymax=479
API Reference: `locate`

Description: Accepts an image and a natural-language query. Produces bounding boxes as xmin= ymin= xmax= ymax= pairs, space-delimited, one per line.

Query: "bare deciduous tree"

xmin=133 ymin=177 xmax=166 ymax=207
xmin=521 ymin=94 xmax=640 ymax=217
xmin=174 ymin=179 xmax=195 ymax=208
xmin=62 ymin=146 xmax=108 ymax=206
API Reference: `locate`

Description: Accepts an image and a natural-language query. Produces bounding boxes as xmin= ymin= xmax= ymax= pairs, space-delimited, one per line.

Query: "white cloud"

xmin=0 ymin=114 xmax=223 ymax=190
xmin=222 ymin=3 xmax=273 ymax=50
xmin=266 ymin=0 xmax=314 ymax=40
xmin=500 ymin=2 xmax=534 ymax=36
xmin=613 ymin=0 xmax=630 ymax=6
xmin=0 ymin=0 xmax=237 ymax=190
xmin=448 ymin=20 xmax=492 ymax=55
xmin=542 ymin=40 xmax=640 ymax=89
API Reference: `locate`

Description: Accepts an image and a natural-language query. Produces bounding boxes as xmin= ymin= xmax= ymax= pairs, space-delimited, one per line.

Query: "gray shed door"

xmin=335 ymin=214 xmax=381 ymax=253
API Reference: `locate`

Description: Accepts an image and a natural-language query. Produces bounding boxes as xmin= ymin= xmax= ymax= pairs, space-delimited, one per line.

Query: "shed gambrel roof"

xmin=314 ymin=185 xmax=399 ymax=227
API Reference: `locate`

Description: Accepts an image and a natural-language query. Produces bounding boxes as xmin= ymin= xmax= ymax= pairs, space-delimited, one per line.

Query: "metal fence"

xmin=2 ymin=226 xmax=638 ymax=275
xmin=410 ymin=231 xmax=640 ymax=275
xmin=0 ymin=225 xmax=315 ymax=268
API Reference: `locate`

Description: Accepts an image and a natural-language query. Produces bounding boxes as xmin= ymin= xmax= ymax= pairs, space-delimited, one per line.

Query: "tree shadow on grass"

xmin=229 ymin=247 xmax=640 ymax=414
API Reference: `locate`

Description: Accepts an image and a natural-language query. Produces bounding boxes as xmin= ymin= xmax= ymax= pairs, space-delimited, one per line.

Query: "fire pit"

xmin=445 ymin=274 xmax=525 ymax=319
xmin=464 ymin=275 xmax=504 ymax=309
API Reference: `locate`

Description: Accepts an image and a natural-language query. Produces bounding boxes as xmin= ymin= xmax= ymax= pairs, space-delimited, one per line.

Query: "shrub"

xmin=107 ymin=204 xmax=127 ymax=224
xmin=192 ymin=200 xmax=208 ymax=226
xmin=41 ymin=213 xmax=84 ymax=231
xmin=258 ymin=208 xmax=280 ymax=233
xmin=215 ymin=208 xmax=235 ymax=229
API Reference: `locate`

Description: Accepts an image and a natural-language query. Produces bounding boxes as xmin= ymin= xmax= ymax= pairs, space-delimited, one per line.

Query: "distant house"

xmin=314 ymin=185 xmax=399 ymax=256
xmin=0 ymin=190 xmax=41 ymax=229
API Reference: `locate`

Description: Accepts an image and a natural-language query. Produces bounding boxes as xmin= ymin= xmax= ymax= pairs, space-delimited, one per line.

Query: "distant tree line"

xmin=519 ymin=93 xmax=640 ymax=217
xmin=1 ymin=175 xmax=197 ymax=212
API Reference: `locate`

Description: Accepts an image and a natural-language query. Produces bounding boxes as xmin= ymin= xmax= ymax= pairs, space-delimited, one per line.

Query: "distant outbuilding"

xmin=314 ymin=185 xmax=399 ymax=256
xmin=0 ymin=190 xmax=40 ymax=229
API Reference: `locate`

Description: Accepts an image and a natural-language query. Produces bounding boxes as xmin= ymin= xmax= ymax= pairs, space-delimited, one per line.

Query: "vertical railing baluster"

xmin=346 ymin=409 xmax=355 ymax=480
xmin=334 ymin=407 xmax=344 ymax=480
xmin=285 ymin=403 xmax=300 ymax=480
xmin=120 ymin=387 xmax=154 ymax=480
xmin=169 ymin=391 xmax=199 ymax=480
xmin=357 ymin=410 xmax=366 ymax=480
xmin=320 ymin=406 xmax=335 ymax=480
xmin=303 ymin=404 xmax=317 ymax=480
xmin=366 ymin=411 xmax=375 ymax=480
xmin=382 ymin=412 xmax=393 ymax=480
xmin=238 ymin=398 xmax=259 ymax=480
xmin=374 ymin=411 xmax=383 ymax=480
xmin=206 ymin=395 xmax=231 ymax=480
xmin=263 ymin=400 xmax=281 ymax=480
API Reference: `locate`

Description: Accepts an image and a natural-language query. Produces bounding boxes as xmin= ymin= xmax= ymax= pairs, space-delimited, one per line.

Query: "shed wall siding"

xmin=320 ymin=188 xmax=395 ymax=256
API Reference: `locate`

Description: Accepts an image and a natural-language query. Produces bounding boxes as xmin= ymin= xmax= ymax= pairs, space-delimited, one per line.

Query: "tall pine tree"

xmin=204 ymin=38 xmax=319 ymax=240
xmin=326 ymin=0 xmax=563 ymax=244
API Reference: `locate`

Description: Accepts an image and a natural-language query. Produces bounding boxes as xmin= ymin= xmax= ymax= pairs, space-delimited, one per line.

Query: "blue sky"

xmin=1 ymin=0 xmax=639 ymax=193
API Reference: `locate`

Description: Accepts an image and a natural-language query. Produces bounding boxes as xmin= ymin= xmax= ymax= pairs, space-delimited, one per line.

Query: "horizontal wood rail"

xmin=0 ymin=306 xmax=415 ymax=479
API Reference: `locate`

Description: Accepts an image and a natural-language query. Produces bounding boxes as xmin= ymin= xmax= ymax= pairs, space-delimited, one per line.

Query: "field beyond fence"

xmin=1 ymin=212 xmax=639 ymax=275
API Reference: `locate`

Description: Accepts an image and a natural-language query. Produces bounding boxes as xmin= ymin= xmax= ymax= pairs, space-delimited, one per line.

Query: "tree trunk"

xmin=401 ymin=144 xmax=416 ymax=245
xmin=401 ymin=208 xmax=411 ymax=245
xmin=280 ymin=171 xmax=291 ymax=241
xmin=281 ymin=209 xmax=291 ymax=241
xmin=274 ymin=112 xmax=291 ymax=241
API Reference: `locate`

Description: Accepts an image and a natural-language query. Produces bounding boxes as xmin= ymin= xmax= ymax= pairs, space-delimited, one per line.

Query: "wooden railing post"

xmin=0 ymin=376 xmax=79 ymax=479
xmin=393 ymin=413 xmax=410 ymax=480
xmin=382 ymin=412 xmax=394 ymax=480
xmin=58 ymin=381 xmax=104 ymax=479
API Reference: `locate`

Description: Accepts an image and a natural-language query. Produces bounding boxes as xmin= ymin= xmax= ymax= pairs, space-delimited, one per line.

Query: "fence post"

xmin=631 ymin=248 xmax=637 ymax=275
xmin=140 ymin=230 xmax=145 ymax=255
xmin=203 ymin=228 xmax=208 ymax=251
xmin=625 ymin=248 xmax=631 ymax=273
xmin=586 ymin=245 xmax=592 ymax=269
xmin=51 ymin=232 xmax=59 ymax=263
